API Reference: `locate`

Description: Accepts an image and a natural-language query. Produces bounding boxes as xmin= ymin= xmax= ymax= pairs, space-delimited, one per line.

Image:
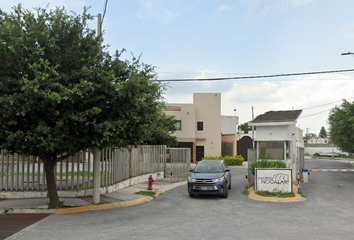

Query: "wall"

xmin=304 ymin=146 xmax=347 ymax=155
xmin=166 ymin=104 xmax=196 ymax=141
xmin=221 ymin=116 xmax=238 ymax=134
xmin=222 ymin=134 xmax=237 ymax=156
xmin=194 ymin=93 xmax=221 ymax=157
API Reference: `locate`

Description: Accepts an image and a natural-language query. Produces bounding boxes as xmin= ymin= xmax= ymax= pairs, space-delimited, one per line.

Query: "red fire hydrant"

xmin=148 ymin=175 xmax=154 ymax=190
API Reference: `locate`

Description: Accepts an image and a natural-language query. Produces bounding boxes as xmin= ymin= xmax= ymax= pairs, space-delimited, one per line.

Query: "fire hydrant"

xmin=148 ymin=175 xmax=154 ymax=190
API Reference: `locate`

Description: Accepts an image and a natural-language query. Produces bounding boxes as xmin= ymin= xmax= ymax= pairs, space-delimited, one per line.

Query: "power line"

xmin=302 ymin=97 xmax=354 ymax=110
xmin=157 ymin=68 xmax=354 ymax=82
xmin=300 ymin=109 xmax=330 ymax=119
xmin=101 ymin=0 xmax=109 ymax=28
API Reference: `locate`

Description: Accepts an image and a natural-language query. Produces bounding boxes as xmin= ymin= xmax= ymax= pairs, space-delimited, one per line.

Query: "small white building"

xmin=249 ymin=110 xmax=304 ymax=181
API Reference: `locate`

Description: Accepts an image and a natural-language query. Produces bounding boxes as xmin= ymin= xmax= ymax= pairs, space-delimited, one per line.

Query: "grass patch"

xmin=255 ymin=190 xmax=295 ymax=198
xmin=242 ymin=185 xmax=249 ymax=196
xmin=135 ymin=191 xmax=156 ymax=198
xmin=298 ymin=190 xmax=305 ymax=198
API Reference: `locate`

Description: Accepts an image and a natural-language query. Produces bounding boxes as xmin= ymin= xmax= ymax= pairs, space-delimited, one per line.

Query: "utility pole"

xmin=93 ymin=13 xmax=102 ymax=205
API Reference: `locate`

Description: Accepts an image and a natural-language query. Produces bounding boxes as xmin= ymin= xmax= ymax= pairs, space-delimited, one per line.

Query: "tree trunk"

xmin=42 ymin=158 xmax=62 ymax=208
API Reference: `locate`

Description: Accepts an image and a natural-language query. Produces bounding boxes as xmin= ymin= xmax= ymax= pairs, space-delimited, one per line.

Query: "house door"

xmin=196 ymin=146 xmax=204 ymax=162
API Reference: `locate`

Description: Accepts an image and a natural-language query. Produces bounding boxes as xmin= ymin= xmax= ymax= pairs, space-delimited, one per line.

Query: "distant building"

xmin=164 ymin=93 xmax=238 ymax=163
xmin=306 ymin=137 xmax=329 ymax=145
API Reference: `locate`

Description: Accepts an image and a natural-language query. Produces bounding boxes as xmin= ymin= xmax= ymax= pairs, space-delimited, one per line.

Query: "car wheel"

xmin=228 ymin=178 xmax=231 ymax=189
xmin=189 ymin=192 xmax=195 ymax=197
xmin=222 ymin=186 xmax=228 ymax=198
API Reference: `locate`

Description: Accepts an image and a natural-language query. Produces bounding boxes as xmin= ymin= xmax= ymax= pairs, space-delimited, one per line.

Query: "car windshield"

xmin=194 ymin=164 xmax=223 ymax=173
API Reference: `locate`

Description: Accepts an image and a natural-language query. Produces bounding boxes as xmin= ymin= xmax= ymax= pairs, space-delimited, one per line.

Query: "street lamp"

xmin=341 ymin=52 xmax=354 ymax=56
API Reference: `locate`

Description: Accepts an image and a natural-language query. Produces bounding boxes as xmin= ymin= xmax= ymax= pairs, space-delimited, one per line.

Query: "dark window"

xmin=197 ymin=122 xmax=203 ymax=131
xmin=175 ymin=120 xmax=181 ymax=130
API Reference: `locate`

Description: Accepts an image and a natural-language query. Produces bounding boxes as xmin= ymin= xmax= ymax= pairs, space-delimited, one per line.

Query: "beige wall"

xmin=165 ymin=93 xmax=223 ymax=160
xmin=194 ymin=93 xmax=221 ymax=157
xmin=167 ymin=104 xmax=195 ymax=141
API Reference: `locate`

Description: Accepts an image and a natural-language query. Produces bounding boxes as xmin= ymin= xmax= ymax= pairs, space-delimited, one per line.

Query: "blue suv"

xmin=188 ymin=160 xmax=231 ymax=198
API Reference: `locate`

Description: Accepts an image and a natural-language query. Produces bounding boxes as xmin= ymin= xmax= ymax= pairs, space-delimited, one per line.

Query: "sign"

xmin=255 ymin=168 xmax=292 ymax=193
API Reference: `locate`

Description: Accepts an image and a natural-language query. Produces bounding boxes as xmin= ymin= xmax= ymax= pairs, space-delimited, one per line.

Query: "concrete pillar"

xmin=93 ymin=147 xmax=100 ymax=204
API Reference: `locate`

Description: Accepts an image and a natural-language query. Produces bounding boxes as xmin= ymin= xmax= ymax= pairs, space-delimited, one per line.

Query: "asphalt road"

xmin=7 ymin=159 xmax=354 ymax=240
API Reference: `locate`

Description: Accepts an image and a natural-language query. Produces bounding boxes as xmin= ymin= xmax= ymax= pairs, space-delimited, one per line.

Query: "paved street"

xmin=6 ymin=159 xmax=354 ymax=240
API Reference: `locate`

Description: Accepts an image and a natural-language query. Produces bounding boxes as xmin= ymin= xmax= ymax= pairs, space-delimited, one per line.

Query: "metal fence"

xmin=0 ymin=145 xmax=166 ymax=192
xmin=166 ymin=148 xmax=191 ymax=182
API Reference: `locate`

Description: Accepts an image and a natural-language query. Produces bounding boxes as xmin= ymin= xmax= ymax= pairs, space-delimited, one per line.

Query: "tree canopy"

xmin=328 ymin=100 xmax=354 ymax=154
xmin=238 ymin=122 xmax=252 ymax=134
xmin=318 ymin=126 xmax=328 ymax=138
xmin=0 ymin=4 xmax=176 ymax=207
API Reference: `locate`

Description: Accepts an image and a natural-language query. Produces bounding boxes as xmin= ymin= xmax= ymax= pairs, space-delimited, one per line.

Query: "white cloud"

xmin=137 ymin=0 xmax=177 ymax=25
xmin=0 ymin=0 xmax=85 ymax=12
xmin=240 ymin=0 xmax=315 ymax=20
xmin=161 ymin=65 xmax=354 ymax=133
xmin=217 ymin=5 xmax=234 ymax=12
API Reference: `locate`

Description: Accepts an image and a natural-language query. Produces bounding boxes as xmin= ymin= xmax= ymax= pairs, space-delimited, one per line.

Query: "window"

xmin=258 ymin=141 xmax=285 ymax=160
xmin=174 ymin=120 xmax=181 ymax=130
xmin=197 ymin=122 xmax=203 ymax=131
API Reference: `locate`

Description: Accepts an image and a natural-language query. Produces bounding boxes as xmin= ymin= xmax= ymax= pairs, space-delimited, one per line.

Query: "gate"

xmin=166 ymin=148 xmax=191 ymax=182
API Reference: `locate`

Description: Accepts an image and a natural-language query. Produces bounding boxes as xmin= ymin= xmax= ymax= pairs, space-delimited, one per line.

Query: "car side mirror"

xmin=189 ymin=168 xmax=194 ymax=172
xmin=225 ymin=168 xmax=230 ymax=172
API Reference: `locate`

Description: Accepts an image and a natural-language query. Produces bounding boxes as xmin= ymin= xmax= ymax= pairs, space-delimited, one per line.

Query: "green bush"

xmin=202 ymin=155 xmax=244 ymax=166
xmin=249 ymin=159 xmax=287 ymax=175
xmin=313 ymin=152 xmax=320 ymax=157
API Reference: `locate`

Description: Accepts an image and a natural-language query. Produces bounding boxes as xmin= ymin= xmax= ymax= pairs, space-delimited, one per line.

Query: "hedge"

xmin=249 ymin=159 xmax=287 ymax=175
xmin=202 ymin=155 xmax=244 ymax=166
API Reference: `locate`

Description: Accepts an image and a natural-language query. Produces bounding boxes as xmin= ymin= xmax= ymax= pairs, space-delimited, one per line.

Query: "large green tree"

xmin=328 ymin=100 xmax=354 ymax=154
xmin=0 ymin=5 xmax=175 ymax=208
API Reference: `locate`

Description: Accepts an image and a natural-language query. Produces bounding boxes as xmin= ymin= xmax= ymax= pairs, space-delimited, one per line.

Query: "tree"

xmin=238 ymin=122 xmax=252 ymax=133
xmin=318 ymin=126 xmax=327 ymax=138
xmin=328 ymin=100 xmax=354 ymax=154
xmin=0 ymin=5 xmax=174 ymax=208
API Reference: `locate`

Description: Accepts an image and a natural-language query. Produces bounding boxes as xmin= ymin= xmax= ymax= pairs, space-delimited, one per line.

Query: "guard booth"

xmin=248 ymin=110 xmax=305 ymax=183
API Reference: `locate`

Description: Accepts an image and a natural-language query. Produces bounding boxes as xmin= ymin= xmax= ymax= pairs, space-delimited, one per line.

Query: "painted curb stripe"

xmin=308 ymin=169 xmax=354 ymax=172
xmin=55 ymin=196 xmax=154 ymax=214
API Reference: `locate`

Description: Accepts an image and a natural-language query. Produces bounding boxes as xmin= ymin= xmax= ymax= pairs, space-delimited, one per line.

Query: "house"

xmin=164 ymin=93 xmax=238 ymax=163
xmin=306 ymin=137 xmax=329 ymax=145
xmin=249 ymin=110 xmax=304 ymax=180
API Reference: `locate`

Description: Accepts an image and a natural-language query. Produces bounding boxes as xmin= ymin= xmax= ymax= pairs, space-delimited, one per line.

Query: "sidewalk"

xmin=0 ymin=178 xmax=187 ymax=215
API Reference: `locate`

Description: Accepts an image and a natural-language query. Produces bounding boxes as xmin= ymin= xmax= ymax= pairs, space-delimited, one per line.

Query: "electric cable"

xmin=157 ymin=68 xmax=354 ymax=82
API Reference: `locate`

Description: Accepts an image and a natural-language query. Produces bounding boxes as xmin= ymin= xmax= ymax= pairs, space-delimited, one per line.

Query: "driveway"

xmin=7 ymin=159 xmax=354 ymax=240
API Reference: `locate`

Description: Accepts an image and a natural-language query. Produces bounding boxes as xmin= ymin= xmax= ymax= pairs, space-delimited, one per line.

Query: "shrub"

xmin=313 ymin=152 xmax=320 ymax=157
xmin=202 ymin=155 xmax=244 ymax=166
xmin=249 ymin=159 xmax=287 ymax=175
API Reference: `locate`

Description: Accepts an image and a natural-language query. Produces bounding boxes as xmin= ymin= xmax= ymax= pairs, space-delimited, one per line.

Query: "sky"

xmin=1 ymin=0 xmax=354 ymax=136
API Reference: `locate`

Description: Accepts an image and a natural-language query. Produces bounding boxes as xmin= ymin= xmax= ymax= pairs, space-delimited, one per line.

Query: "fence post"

xmin=93 ymin=147 xmax=100 ymax=204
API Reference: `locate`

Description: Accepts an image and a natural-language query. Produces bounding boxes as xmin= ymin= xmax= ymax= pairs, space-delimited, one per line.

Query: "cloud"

xmin=137 ymin=0 xmax=177 ymax=25
xmin=343 ymin=23 xmax=354 ymax=40
xmin=240 ymin=0 xmax=315 ymax=20
xmin=160 ymin=65 xmax=354 ymax=132
xmin=290 ymin=0 xmax=315 ymax=7
xmin=217 ymin=5 xmax=234 ymax=12
xmin=0 ymin=0 xmax=85 ymax=12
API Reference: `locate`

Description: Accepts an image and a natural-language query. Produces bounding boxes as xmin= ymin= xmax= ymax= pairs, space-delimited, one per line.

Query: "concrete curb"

xmin=247 ymin=184 xmax=307 ymax=202
xmin=55 ymin=181 xmax=187 ymax=215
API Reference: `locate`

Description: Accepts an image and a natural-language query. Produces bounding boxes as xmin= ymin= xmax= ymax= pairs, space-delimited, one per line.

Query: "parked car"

xmin=187 ymin=160 xmax=231 ymax=198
